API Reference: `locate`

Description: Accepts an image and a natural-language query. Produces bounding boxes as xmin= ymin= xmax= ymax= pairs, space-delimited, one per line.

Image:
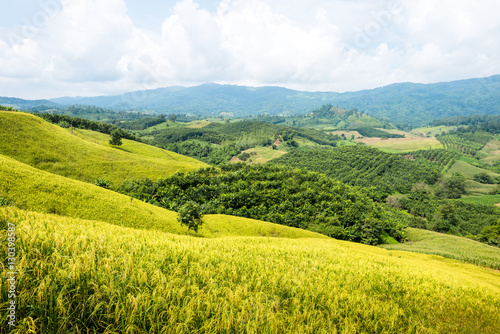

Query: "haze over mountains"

xmin=2 ymin=75 xmax=499 ymax=126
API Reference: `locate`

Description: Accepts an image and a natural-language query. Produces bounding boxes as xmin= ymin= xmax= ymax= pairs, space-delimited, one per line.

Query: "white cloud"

xmin=0 ymin=0 xmax=499 ymax=99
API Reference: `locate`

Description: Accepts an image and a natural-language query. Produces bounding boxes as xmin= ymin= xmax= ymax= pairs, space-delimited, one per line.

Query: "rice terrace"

xmin=2 ymin=1 xmax=500 ymax=333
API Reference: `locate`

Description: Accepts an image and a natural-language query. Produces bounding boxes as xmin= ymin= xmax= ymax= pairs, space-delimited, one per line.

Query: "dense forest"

xmin=431 ymin=115 xmax=500 ymax=132
xmin=270 ymin=146 xmax=440 ymax=197
xmin=118 ymin=163 xmax=409 ymax=245
xmin=29 ymin=104 xmax=152 ymax=123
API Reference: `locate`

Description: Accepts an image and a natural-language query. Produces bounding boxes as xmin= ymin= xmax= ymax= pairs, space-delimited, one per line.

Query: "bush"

xmin=473 ymin=172 xmax=494 ymax=184
xmin=94 ymin=178 xmax=112 ymax=189
xmin=0 ymin=195 xmax=14 ymax=207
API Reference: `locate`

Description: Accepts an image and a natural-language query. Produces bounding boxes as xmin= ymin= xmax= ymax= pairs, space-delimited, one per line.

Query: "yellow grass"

xmin=0 ymin=111 xmax=206 ymax=185
xmin=186 ymin=120 xmax=211 ymax=128
xmin=232 ymin=146 xmax=288 ymax=164
xmin=355 ymin=137 xmax=443 ymax=152
xmin=480 ymin=139 xmax=500 ymax=164
xmin=1 ymin=207 xmax=499 ymax=333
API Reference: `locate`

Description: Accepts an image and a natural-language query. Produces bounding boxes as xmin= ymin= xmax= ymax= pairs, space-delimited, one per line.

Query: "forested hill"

xmin=334 ymin=75 xmax=500 ymax=127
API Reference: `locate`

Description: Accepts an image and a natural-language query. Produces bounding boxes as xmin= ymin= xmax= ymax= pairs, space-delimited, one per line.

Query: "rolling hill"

xmin=2 ymin=206 xmax=499 ymax=333
xmin=0 ymin=111 xmax=206 ymax=185
xmin=0 ymin=153 xmax=322 ymax=239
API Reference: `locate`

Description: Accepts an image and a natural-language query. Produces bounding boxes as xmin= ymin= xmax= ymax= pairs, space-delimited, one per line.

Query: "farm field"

xmin=480 ymin=139 xmax=500 ymax=164
xmin=231 ymin=146 xmax=288 ymax=164
xmin=355 ymin=136 xmax=443 ymax=153
xmin=445 ymin=160 xmax=499 ymax=179
xmin=1 ymin=207 xmax=499 ymax=333
xmin=328 ymin=130 xmax=362 ymax=139
xmin=443 ymin=159 xmax=499 ymax=195
xmin=465 ymin=180 xmax=498 ymax=196
xmin=0 ymin=111 xmax=206 ymax=185
xmin=410 ymin=125 xmax=457 ymax=137
xmin=459 ymin=194 xmax=500 ymax=206
xmin=186 ymin=120 xmax=211 ymax=128
xmin=380 ymin=228 xmax=500 ymax=269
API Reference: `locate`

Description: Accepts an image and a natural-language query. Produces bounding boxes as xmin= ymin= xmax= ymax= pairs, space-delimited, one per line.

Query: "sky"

xmin=0 ymin=0 xmax=499 ymax=99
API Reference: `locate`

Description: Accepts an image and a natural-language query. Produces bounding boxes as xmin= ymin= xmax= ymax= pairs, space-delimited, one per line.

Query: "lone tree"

xmin=178 ymin=201 xmax=204 ymax=234
xmin=109 ymin=129 xmax=124 ymax=146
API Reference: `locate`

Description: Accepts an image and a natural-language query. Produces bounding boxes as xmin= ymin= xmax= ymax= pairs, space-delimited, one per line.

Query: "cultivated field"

xmin=380 ymin=228 xmax=500 ymax=269
xmin=480 ymin=139 xmax=500 ymax=164
xmin=355 ymin=136 xmax=443 ymax=153
xmin=460 ymin=194 xmax=500 ymax=206
xmin=445 ymin=160 xmax=499 ymax=179
xmin=0 ymin=111 xmax=206 ymax=185
xmin=232 ymin=146 xmax=288 ymax=164
xmin=410 ymin=126 xmax=457 ymax=137
xmin=1 ymin=207 xmax=499 ymax=333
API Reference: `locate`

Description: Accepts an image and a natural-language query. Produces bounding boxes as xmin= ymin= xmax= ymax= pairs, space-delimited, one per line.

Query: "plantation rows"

xmin=437 ymin=131 xmax=492 ymax=156
xmin=271 ymin=146 xmax=440 ymax=196
xmin=401 ymin=149 xmax=460 ymax=171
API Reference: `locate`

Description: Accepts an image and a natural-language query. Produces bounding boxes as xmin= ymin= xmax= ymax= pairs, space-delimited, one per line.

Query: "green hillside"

xmin=0 ymin=154 xmax=321 ymax=239
xmin=380 ymin=228 xmax=500 ymax=269
xmin=1 ymin=207 xmax=499 ymax=333
xmin=0 ymin=111 xmax=206 ymax=185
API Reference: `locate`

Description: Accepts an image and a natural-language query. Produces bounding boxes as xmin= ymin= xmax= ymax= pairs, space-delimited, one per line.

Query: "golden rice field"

xmin=0 ymin=111 xmax=206 ymax=186
xmin=1 ymin=207 xmax=499 ymax=333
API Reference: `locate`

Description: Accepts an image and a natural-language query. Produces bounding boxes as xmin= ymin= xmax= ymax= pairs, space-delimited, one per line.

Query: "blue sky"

xmin=1 ymin=0 xmax=499 ymax=99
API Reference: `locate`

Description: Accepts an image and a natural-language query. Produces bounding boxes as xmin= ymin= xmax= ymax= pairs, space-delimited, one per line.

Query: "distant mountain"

xmin=0 ymin=96 xmax=59 ymax=109
xmin=50 ymin=83 xmax=337 ymax=116
xmin=2 ymin=75 xmax=499 ymax=126
xmin=334 ymin=75 xmax=500 ymax=126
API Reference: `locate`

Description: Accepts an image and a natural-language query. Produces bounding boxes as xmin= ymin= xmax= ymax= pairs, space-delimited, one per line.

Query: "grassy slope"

xmin=0 ymin=111 xmax=206 ymax=185
xmin=460 ymin=194 xmax=500 ymax=206
xmin=380 ymin=228 xmax=500 ymax=269
xmin=232 ymin=146 xmax=288 ymax=164
xmin=445 ymin=159 xmax=499 ymax=179
xmin=0 ymin=154 xmax=323 ymax=239
xmin=445 ymin=160 xmax=499 ymax=195
xmin=1 ymin=207 xmax=499 ymax=333
xmin=410 ymin=125 xmax=457 ymax=137
xmin=480 ymin=139 xmax=500 ymax=164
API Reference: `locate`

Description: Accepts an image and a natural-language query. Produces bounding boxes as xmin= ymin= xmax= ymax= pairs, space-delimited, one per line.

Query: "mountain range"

xmin=1 ymin=75 xmax=499 ymax=126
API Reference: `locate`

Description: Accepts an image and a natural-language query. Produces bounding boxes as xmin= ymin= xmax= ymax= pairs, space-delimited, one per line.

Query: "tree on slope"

xmin=178 ymin=201 xmax=204 ymax=234
xmin=109 ymin=129 xmax=124 ymax=146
